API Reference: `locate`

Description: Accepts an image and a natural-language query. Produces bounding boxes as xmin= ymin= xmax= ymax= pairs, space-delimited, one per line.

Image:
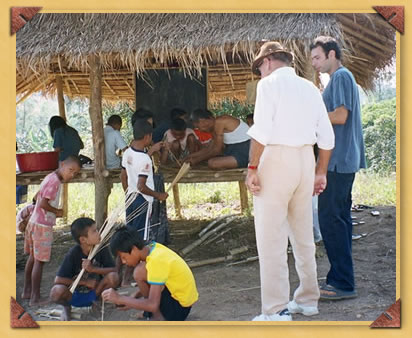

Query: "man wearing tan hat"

xmin=246 ymin=41 xmax=334 ymax=321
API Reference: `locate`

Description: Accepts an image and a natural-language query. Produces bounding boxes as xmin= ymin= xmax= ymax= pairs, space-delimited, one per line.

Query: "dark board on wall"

xmin=135 ymin=68 xmax=207 ymax=124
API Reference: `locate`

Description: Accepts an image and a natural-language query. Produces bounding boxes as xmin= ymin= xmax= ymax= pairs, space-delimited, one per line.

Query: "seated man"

xmin=102 ymin=227 xmax=198 ymax=321
xmin=50 ymin=217 xmax=119 ymax=320
xmin=104 ymin=114 xmax=128 ymax=169
xmin=185 ymin=109 xmax=251 ymax=169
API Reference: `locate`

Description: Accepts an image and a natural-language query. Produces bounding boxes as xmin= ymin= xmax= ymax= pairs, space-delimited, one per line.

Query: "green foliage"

xmin=16 ymin=95 xmax=135 ymax=158
xmin=102 ymin=101 xmax=135 ymax=145
xmin=362 ymin=98 xmax=396 ymax=173
xmin=210 ymin=99 xmax=254 ymax=121
xmin=209 ymin=190 xmax=223 ymax=203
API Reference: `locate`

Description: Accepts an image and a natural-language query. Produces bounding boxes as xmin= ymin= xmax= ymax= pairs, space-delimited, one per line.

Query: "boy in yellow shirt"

xmin=102 ymin=227 xmax=198 ymax=321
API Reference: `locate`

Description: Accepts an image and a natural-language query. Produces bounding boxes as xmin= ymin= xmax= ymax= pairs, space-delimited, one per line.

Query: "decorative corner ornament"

xmin=11 ymin=7 xmax=42 ymax=35
xmin=373 ymin=6 xmax=404 ymax=34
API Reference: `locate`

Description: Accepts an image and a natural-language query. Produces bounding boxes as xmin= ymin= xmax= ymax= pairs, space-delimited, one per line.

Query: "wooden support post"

xmin=238 ymin=181 xmax=249 ymax=213
xmin=172 ymin=184 xmax=182 ymax=219
xmin=88 ymin=54 xmax=110 ymax=226
xmin=56 ymin=75 xmax=69 ymax=221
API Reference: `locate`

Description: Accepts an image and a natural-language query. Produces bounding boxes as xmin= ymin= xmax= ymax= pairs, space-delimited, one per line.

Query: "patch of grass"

xmin=352 ymin=170 xmax=396 ymax=206
xmin=19 ymin=170 xmax=395 ymax=225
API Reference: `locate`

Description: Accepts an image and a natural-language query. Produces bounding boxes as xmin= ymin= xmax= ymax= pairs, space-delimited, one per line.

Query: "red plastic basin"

xmin=16 ymin=151 xmax=59 ymax=173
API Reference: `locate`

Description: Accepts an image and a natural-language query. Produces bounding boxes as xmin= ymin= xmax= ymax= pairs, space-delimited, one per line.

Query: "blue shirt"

xmin=53 ymin=126 xmax=84 ymax=161
xmin=322 ymin=66 xmax=366 ymax=173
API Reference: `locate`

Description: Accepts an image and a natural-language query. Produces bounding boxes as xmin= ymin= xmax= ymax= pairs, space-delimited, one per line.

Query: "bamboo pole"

xmin=238 ymin=181 xmax=249 ymax=213
xmin=188 ymin=246 xmax=248 ymax=268
xmin=181 ymin=216 xmax=236 ymax=256
xmin=198 ymin=214 xmax=234 ymax=237
xmin=166 ymin=162 xmax=190 ymax=193
xmin=172 ymin=184 xmax=182 ymax=219
xmin=56 ymin=75 xmax=69 ymax=221
xmin=88 ymin=54 xmax=110 ymax=226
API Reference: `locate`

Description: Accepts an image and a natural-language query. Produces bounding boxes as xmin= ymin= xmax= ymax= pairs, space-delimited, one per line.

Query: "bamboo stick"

xmin=202 ymin=227 xmax=233 ymax=246
xmin=180 ymin=216 xmax=236 ymax=256
xmin=166 ymin=162 xmax=190 ymax=193
xmin=198 ymin=214 xmax=234 ymax=237
xmin=188 ymin=246 xmax=248 ymax=268
xmin=227 ymin=255 xmax=259 ymax=266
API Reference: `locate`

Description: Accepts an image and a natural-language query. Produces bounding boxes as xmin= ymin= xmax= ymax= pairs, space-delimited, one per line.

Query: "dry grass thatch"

xmin=16 ymin=13 xmax=395 ymax=103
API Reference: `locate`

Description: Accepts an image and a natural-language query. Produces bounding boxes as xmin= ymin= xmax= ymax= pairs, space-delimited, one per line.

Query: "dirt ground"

xmin=15 ymin=205 xmax=396 ymax=322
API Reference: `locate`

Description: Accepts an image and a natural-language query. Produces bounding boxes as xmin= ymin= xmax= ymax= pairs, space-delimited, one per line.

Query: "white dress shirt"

xmin=248 ymin=67 xmax=334 ymax=150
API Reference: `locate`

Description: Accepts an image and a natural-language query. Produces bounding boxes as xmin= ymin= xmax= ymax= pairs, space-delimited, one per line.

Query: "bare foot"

xmin=121 ymin=280 xmax=132 ymax=287
xmin=21 ymin=292 xmax=31 ymax=300
xmin=60 ymin=305 xmax=71 ymax=321
xmin=29 ymin=297 xmax=50 ymax=307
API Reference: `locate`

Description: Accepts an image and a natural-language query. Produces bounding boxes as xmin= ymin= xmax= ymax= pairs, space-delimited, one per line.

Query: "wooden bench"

xmin=16 ymin=166 xmax=249 ymax=218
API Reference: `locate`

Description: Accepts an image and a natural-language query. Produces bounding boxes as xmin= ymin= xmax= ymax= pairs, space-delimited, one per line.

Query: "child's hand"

xmin=102 ymin=288 xmax=120 ymax=304
xmin=55 ymin=209 xmax=64 ymax=218
xmin=157 ymin=192 xmax=169 ymax=201
xmin=82 ymin=259 xmax=95 ymax=273
xmin=150 ymin=142 xmax=163 ymax=153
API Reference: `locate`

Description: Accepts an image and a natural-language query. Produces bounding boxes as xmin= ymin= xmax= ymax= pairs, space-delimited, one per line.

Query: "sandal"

xmin=319 ymin=284 xmax=357 ymax=300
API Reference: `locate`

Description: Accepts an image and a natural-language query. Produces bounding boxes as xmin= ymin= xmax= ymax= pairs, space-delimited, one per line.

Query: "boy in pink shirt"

xmin=22 ymin=155 xmax=81 ymax=305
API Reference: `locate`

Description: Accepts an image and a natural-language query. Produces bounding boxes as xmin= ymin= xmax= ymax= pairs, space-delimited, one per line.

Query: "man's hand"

xmin=313 ymin=173 xmax=327 ymax=195
xmin=183 ymin=154 xmax=197 ymax=166
xmin=246 ymin=170 xmax=261 ymax=196
xmin=102 ymin=288 xmax=120 ymax=304
xmin=82 ymin=259 xmax=94 ymax=273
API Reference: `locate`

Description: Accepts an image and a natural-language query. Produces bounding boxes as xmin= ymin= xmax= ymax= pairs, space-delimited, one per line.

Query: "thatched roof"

xmin=16 ymin=13 xmax=395 ymax=103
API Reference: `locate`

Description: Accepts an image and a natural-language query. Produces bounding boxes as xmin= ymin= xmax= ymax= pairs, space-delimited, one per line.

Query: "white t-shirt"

xmin=104 ymin=125 xmax=127 ymax=169
xmin=121 ymin=147 xmax=154 ymax=202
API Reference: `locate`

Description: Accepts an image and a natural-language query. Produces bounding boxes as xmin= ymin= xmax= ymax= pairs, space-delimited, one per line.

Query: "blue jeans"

xmin=318 ymin=170 xmax=355 ymax=291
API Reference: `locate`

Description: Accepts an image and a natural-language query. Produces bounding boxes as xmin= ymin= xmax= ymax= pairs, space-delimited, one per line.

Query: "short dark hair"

xmin=108 ymin=115 xmax=122 ymax=126
xmin=63 ymin=155 xmax=82 ymax=168
xmin=71 ymin=217 xmax=95 ymax=244
xmin=310 ymin=36 xmax=342 ymax=60
xmin=133 ymin=119 xmax=153 ymax=140
xmin=170 ymin=118 xmax=187 ymax=131
xmin=132 ymin=108 xmax=154 ymax=127
xmin=49 ymin=116 xmax=67 ymax=137
xmin=170 ymin=108 xmax=187 ymax=120
xmin=109 ymin=227 xmax=145 ymax=256
xmin=191 ymin=109 xmax=214 ymax=123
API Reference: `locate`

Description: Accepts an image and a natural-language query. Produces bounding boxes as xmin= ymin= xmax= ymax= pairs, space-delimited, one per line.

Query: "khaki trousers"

xmin=254 ymin=145 xmax=320 ymax=314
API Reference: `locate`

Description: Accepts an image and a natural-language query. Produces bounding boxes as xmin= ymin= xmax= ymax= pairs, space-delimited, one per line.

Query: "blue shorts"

xmin=224 ymin=140 xmax=250 ymax=168
xmin=126 ymin=193 xmax=148 ymax=239
xmin=70 ymin=289 xmax=97 ymax=307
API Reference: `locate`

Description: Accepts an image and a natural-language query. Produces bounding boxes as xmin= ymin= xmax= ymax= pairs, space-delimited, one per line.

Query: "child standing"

xmin=102 ymin=227 xmax=198 ymax=321
xmin=120 ymin=119 xmax=168 ymax=285
xmin=121 ymin=119 xmax=168 ymax=238
xmin=50 ymin=217 xmax=119 ymax=321
xmin=22 ymin=155 xmax=81 ymax=305
xmin=160 ymin=118 xmax=200 ymax=165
